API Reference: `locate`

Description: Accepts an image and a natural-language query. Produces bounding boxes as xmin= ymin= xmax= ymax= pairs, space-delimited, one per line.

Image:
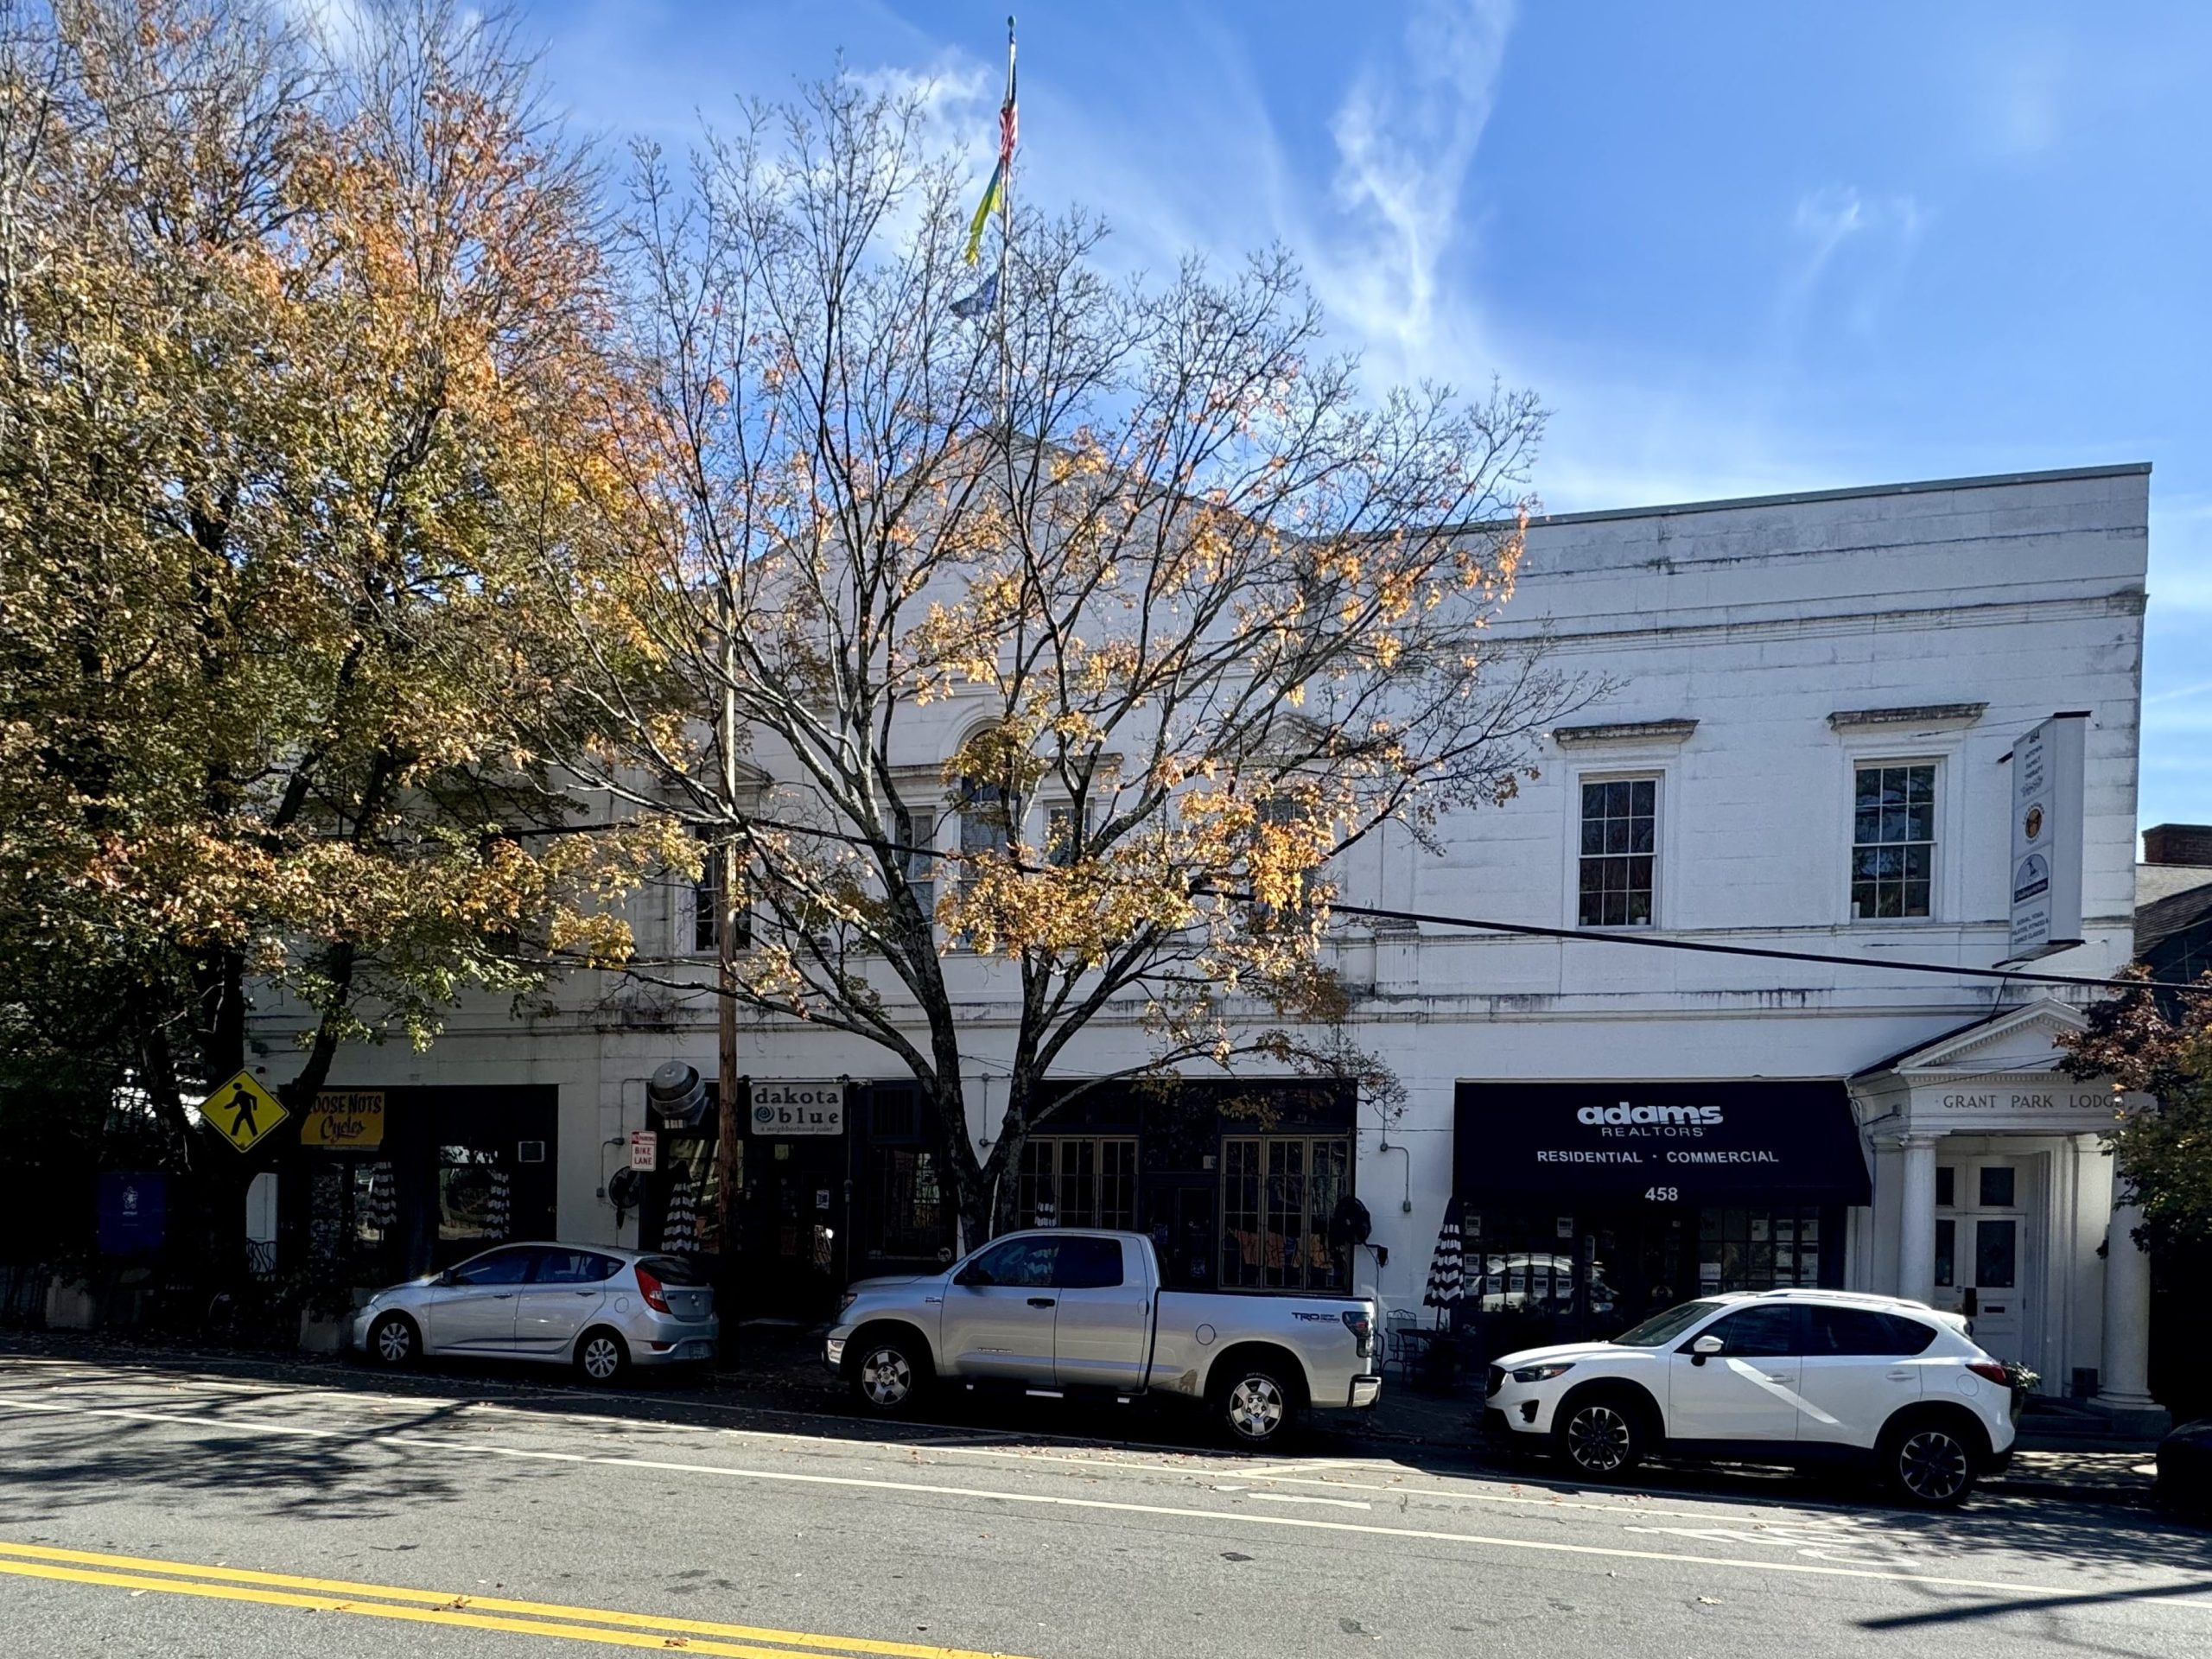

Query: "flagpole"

xmin=996 ymin=15 xmax=1015 ymax=436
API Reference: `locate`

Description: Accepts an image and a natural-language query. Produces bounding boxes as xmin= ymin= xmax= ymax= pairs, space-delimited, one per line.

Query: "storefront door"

xmin=1935 ymin=1157 xmax=2032 ymax=1360
xmin=741 ymin=1135 xmax=848 ymax=1318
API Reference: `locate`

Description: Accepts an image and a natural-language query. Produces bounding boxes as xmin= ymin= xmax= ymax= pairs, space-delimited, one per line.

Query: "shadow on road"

xmin=3 ymin=1331 xmax=2207 ymax=1590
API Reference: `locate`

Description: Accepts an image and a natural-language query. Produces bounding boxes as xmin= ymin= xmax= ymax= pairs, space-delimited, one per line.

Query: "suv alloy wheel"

xmin=1557 ymin=1395 xmax=1646 ymax=1478
xmin=1887 ymin=1421 xmax=1976 ymax=1507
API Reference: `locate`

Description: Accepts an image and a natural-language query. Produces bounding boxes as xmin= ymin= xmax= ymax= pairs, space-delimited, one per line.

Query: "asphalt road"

xmin=1 ymin=1350 xmax=2207 ymax=1659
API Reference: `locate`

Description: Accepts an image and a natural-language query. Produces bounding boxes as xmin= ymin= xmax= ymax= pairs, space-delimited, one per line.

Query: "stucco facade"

xmin=250 ymin=461 xmax=2162 ymax=1419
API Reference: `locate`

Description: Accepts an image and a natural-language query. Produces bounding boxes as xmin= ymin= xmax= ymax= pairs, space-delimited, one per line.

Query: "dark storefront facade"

xmin=1452 ymin=1080 xmax=1871 ymax=1351
xmin=278 ymin=1085 xmax=562 ymax=1285
xmin=638 ymin=1077 xmax=1359 ymax=1319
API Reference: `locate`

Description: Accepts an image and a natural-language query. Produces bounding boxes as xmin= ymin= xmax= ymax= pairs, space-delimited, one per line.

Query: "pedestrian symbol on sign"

xmin=200 ymin=1070 xmax=288 ymax=1154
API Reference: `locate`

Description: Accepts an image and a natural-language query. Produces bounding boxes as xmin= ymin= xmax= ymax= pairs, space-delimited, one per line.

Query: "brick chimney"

xmin=2143 ymin=823 xmax=2212 ymax=866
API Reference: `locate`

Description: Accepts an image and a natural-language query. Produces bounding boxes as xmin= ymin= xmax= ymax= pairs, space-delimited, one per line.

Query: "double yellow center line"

xmin=0 ymin=1540 xmax=1030 ymax=1658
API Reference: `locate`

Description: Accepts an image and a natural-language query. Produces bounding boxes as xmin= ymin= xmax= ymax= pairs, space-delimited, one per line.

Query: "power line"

xmin=1306 ymin=898 xmax=2194 ymax=995
xmin=531 ymin=811 xmax=2204 ymax=997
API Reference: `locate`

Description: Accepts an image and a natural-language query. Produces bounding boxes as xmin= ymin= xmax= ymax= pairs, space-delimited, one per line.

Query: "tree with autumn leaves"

xmin=0 ymin=0 xmax=677 ymax=1195
xmin=2060 ymin=973 xmax=2212 ymax=1254
xmin=537 ymin=78 xmax=1586 ymax=1243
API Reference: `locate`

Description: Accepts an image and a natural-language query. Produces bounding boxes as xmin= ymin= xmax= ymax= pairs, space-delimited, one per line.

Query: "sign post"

xmin=2007 ymin=712 xmax=2088 ymax=962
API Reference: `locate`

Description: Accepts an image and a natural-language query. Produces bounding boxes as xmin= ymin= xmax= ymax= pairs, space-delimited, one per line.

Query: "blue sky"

xmin=518 ymin=0 xmax=2211 ymax=834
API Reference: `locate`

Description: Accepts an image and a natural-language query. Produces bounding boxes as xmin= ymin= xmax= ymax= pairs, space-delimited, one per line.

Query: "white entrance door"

xmin=1935 ymin=1157 xmax=2031 ymax=1362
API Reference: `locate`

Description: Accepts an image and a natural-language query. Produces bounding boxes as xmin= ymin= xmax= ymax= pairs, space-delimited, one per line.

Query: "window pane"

xmin=1935 ymin=1219 xmax=1955 ymax=1287
xmin=1906 ymin=765 xmax=1934 ymax=803
xmin=1582 ymin=782 xmax=1605 ymax=817
xmin=1710 ymin=1306 xmax=1796 ymax=1357
xmin=1935 ymin=1166 xmax=1955 ymax=1206
xmin=1631 ymin=779 xmax=1656 ymax=814
xmin=1605 ymin=779 xmax=1630 ymax=817
xmin=450 ymin=1247 xmax=532 ymax=1287
xmin=1856 ymin=769 xmax=1880 ymax=806
xmin=1581 ymin=818 xmax=1605 ymax=855
xmin=1056 ymin=1236 xmax=1124 ymax=1289
xmin=971 ymin=1237 xmax=1058 ymax=1287
xmin=1630 ymin=817 xmax=1654 ymax=854
xmin=1975 ymin=1220 xmax=2018 ymax=1288
xmin=1978 ymin=1166 xmax=2016 ymax=1208
xmin=1605 ymin=817 xmax=1629 ymax=853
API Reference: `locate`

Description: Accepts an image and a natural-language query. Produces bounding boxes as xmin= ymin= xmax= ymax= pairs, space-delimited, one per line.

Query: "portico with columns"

xmin=1849 ymin=998 xmax=2168 ymax=1435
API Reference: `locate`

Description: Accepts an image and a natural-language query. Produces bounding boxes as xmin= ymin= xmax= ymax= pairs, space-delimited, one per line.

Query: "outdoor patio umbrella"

xmin=1422 ymin=1195 xmax=1465 ymax=1321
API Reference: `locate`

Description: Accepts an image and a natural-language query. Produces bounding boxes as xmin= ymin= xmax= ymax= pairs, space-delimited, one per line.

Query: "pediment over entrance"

xmin=1871 ymin=998 xmax=2088 ymax=1079
xmin=1852 ymin=999 xmax=2140 ymax=1136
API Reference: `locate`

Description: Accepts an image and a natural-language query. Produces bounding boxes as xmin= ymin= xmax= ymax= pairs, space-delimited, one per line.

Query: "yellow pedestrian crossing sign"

xmin=200 ymin=1071 xmax=289 ymax=1154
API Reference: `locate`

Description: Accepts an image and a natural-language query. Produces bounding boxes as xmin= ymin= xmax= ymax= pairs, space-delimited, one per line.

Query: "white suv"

xmin=1484 ymin=1289 xmax=2017 ymax=1506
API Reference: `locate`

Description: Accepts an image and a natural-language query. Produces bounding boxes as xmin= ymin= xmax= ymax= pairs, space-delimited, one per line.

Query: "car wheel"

xmin=365 ymin=1313 xmax=419 ymax=1369
xmin=1215 ymin=1362 xmax=1300 ymax=1447
xmin=1885 ymin=1419 xmax=1977 ymax=1507
xmin=1555 ymin=1394 xmax=1646 ymax=1479
xmin=574 ymin=1326 xmax=629 ymax=1387
xmin=849 ymin=1332 xmax=930 ymax=1414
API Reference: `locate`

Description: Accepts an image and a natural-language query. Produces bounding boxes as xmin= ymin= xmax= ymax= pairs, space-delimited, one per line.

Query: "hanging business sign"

xmin=302 ymin=1090 xmax=385 ymax=1150
xmin=750 ymin=1081 xmax=845 ymax=1136
xmin=2007 ymin=713 xmax=2087 ymax=962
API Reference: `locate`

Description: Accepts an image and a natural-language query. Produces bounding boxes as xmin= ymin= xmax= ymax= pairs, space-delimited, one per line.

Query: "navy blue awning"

xmin=1453 ymin=1081 xmax=1871 ymax=1207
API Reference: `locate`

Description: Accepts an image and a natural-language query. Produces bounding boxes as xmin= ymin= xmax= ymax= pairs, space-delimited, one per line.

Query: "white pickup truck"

xmin=825 ymin=1229 xmax=1382 ymax=1446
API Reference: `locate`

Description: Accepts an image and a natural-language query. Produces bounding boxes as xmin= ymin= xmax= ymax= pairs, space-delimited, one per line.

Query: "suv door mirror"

xmin=1688 ymin=1333 xmax=1724 ymax=1364
xmin=952 ymin=1263 xmax=989 ymax=1288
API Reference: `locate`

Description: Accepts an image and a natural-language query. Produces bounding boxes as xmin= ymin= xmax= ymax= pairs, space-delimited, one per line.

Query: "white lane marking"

xmin=0 ymin=1377 xmax=2129 ymax=1536
xmin=1248 ymin=1492 xmax=1372 ymax=1510
xmin=3 ymin=1398 xmax=2201 ymax=1606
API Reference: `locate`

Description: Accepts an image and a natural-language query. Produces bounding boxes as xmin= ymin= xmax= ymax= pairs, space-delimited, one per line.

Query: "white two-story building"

xmin=251 ymin=461 xmax=2166 ymax=1427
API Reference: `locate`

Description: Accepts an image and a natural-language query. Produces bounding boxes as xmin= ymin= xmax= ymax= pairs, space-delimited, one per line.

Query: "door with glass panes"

xmin=1934 ymin=1156 xmax=2032 ymax=1360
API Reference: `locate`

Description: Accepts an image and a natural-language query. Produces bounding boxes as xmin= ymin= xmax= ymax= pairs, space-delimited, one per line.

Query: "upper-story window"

xmin=1045 ymin=801 xmax=1091 ymax=867
xmin=1578 ymin=777 xmax=1656 ymax=927
xmin=690 ymin=842 xmax=751 ymax=954
xmin=1851 ymin=761 xmax=1936 ymax=919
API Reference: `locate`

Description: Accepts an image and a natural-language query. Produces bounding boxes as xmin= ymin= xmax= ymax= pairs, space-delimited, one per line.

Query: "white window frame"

xmin=1563 ymin=767 xmax=1667 ymax=930
xmin=1836 ymin=741 xmax=1961 ymax=925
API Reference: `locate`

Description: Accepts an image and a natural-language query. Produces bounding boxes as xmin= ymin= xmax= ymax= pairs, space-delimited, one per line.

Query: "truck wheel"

xmin=850 ymin=1329 xmax=931 ymax=1415
xmin=1214 ymin=1358 xmax=1301 ymax=1447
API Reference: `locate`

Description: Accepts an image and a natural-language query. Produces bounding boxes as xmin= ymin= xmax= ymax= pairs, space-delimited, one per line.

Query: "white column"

xmin=2093 ymin=1201 xmax=2167 ymax=1433
xmin=1894 ymin=1133 xmax=1943 ymax=1304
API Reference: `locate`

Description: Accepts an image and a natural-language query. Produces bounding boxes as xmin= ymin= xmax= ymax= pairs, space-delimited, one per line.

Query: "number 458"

xmin=1643 ymin=1186 xmax=1678 ymax=1203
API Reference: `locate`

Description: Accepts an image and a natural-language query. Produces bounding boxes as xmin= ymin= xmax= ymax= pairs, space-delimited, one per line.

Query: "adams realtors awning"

xmin=1452 ymin=1081 xmax=1872 ymax=1207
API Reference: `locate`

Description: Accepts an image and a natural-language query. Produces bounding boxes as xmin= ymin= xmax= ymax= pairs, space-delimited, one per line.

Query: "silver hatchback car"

xmin=353 ymin=1242 xmax=718 ymax=1385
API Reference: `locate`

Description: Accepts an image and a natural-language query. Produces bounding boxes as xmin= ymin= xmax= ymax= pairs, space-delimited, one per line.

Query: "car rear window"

xmin=639 ymin=1255 xmax=709 ymax=1286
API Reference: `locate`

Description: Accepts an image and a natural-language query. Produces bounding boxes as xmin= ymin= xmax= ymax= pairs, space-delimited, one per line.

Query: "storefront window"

xmin=1219 ymin=1135 xmax=1350 ymax=1291
xmin=437 ymin=1146 xmax=505 ymax=1246
xmin=1698 ymin=1206 xmax=1821 ymax=1292
xmin=1018 ymin=1136 xmax=1136 ymax=1230
xmin=873 ymin=1147 xmax=946 ymax=1259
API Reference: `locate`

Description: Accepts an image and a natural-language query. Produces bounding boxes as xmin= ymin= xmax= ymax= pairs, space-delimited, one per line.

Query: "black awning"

xmin=1453 ymin=1081 xmax=1871 ymax=1207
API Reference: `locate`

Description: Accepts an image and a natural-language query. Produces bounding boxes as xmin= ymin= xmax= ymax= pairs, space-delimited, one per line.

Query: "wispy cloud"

xmin=1783 ymin=184 xmax=1926 ymax=338
xmin=1314 ymin=0 xmax=1515 ymax=366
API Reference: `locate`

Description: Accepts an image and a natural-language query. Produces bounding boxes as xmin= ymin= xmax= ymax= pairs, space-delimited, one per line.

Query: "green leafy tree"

xmin=2058 ymin=973 xmax=2212 ymax=1251
xmin=0 ymin=0 xmax=678 ymax=1205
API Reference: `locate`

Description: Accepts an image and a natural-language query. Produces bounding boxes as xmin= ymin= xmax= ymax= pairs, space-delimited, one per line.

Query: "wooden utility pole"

xmin=715 ymin=607 xmax=743 ymax=1261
